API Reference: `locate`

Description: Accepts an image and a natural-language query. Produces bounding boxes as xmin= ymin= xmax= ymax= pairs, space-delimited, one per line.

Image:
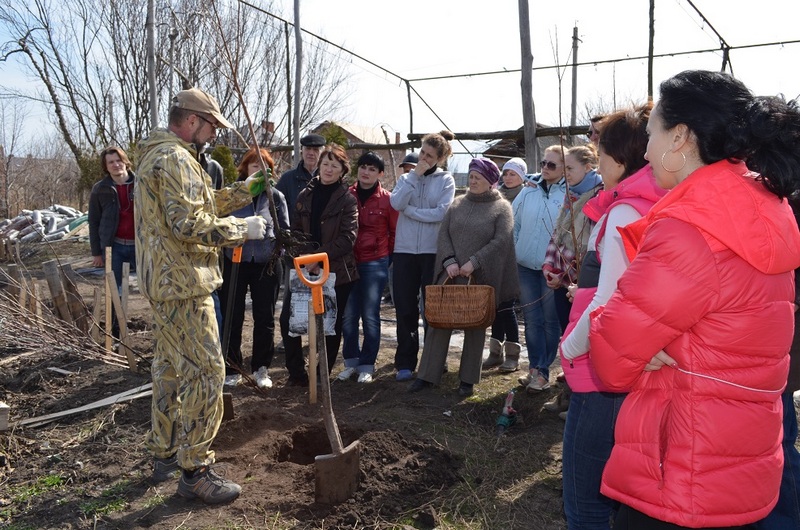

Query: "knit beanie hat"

xmin=469 ymin=158 xmax=500 ymax=186
xmin=502 ymin=158 xmax=528 ymax=181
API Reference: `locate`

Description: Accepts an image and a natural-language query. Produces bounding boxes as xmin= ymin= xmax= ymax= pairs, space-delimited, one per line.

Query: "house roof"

xmin=311 ymin=121 xmax=387 ymax=145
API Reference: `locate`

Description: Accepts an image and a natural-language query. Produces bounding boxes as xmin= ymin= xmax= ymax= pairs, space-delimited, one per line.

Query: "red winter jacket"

xmin=349 ymin=182 xmax=398 ymax=263
xmin=588 ymin=160 xmax=800 ymax=528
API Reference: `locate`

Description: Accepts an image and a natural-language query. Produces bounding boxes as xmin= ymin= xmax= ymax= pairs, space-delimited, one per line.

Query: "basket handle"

xmin=440 ymin=274 xmax=478 ymax=285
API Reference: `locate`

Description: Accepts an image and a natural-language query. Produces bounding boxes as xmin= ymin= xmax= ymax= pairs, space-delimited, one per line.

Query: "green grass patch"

xmin=10 ymin=474 xmax=65 ymax=503
xmin=79 ymin=480 xmax=131 ymax=517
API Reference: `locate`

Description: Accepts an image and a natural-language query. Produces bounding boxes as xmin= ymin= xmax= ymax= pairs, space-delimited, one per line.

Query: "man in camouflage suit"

xmin=135 ymin=88 xmax=267 ymax=504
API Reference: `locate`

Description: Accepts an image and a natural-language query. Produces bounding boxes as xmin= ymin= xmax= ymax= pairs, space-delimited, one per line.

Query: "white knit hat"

xmin=502 ymin=158 xmax=528 ymax=181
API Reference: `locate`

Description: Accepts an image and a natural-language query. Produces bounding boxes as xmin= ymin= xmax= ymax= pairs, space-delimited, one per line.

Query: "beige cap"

xmin=172 ymin=88 xmax=234 ymax=129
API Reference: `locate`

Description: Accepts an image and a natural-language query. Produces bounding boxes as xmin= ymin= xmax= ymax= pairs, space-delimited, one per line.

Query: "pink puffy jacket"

xmin=560 ymin=165 xmax=667 ymax=392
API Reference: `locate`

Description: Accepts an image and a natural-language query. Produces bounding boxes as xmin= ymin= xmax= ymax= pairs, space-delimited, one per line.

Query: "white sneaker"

xmin=337 ymin=367 xmax=357 ymax=381
xmin=357 ymin=372 xmax=373 ymax=384
xmin=254 ymin=366 xmax=272 ymax=389
xmin=224 ymin=374 xmax=241 ymax=387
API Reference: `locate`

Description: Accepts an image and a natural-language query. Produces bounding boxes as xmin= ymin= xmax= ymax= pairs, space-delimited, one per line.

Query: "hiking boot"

xmin=151 ymin=454 xmax=179 ymax=483
xmin=177 ymin=465 xmax=241 ymax=504
xmin=482 ymin=338 xmax=504 ymax=369
xmin=253 ymin=366 xmax=272 ymax=389
xmin=458 ymin=382 xmax=474 ymax=397
xmin=499 ymin=342 xmax=521 ymax=373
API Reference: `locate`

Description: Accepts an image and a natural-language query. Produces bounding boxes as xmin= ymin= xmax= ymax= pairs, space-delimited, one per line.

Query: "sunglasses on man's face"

xmin=540 ymin=160 xmax=558 ymax=170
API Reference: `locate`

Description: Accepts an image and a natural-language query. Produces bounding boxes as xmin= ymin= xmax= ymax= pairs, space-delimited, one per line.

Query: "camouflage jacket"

xmin=134 ymin=129 xmax=251 ymax=302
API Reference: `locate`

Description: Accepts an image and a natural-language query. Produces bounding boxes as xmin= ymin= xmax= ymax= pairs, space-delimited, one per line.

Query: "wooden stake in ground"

xmin=29 ymin=281 xmax=42 ymax=327
xmin=121 ymin=262 xmax=130 ymax=315
xmin=91 ymin=287 xmax=102 ymax=344
xmin=105 ymin=270 xmax=137 ymax=371
xmin=61 ymin=263 xmax=89 ymax=333
xmin=105 ymin=246 xmax=112 ymax=352
xmin=7 ymin=263 xmax=22 ymax=308
xmin=42 ymin=259 xmax=73 ymax=324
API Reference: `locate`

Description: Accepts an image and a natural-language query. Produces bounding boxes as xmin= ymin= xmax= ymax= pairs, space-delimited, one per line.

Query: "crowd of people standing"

xmin=86 ymin=71 xmax=800 ymax=527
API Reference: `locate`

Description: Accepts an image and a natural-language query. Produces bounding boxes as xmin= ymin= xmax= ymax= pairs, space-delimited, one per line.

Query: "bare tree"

xmin=6 ymin=135 xmax=79 ymax=216
xmin=0 ymin=98 xmax=30 ymax=218
xmin=0 ymin=0 xmax=352 ymax=185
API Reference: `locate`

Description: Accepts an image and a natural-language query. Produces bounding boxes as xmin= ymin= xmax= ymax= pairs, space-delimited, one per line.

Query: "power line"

xmin=406 ymin=39 xmax=800 ymax=83
xmin=236 ymin=0 xmax=406 ymax=84
xmin=684 ymin=0 xmax=733 ymax=72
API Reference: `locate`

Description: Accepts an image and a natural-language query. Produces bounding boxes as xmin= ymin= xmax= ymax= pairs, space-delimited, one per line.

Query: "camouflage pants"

xmin=145 ymin=295 xmax=224 ymax=471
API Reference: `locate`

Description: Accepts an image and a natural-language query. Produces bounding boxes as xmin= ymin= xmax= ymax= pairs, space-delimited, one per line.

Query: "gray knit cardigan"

xmin=433 ymin=189 xmax=520 ymax=304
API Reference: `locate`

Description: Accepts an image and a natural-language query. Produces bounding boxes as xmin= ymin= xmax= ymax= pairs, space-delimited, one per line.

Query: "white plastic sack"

xmin=287 ymin=269 xmax=337 ymax=337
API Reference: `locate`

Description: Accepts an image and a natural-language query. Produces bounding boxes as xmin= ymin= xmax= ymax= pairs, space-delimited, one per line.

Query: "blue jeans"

xmin=111 ymin=242 xmax=136 ymax=290
xmin=754 ymin=389 xmax=800 ymax=529
xmin=563 ymin=391 xmax=626 ymax=530
xmin=518 ymin=264 xmax=560 ymax=379
xmin=342 ymin=257 xmax=389 ymax=374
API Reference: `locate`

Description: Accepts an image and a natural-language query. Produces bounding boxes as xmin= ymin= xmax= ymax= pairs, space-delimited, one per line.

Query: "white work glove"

xmin=244 ymin=215 xmax=267 ymax=240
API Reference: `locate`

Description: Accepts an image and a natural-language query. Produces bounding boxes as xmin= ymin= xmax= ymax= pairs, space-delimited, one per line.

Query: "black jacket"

xmin=88 ymin=171 xmax=135 ymax=256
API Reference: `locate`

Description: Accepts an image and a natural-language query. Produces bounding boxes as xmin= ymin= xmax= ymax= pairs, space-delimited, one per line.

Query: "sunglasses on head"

xmin=540 ymin=160 xmax=558 ymax=170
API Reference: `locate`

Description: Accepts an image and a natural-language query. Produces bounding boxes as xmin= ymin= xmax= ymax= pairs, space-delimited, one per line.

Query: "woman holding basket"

xmin=408 ymin=158 xmax=519 ymax=397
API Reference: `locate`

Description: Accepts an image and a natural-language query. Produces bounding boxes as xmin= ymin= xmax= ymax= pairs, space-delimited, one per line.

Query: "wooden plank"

xmin=105 ymin=246 xmax=112 ymax=352
xmin=0 ymin=402 xmax=9 ymax=432
xmin=13 ymin=383 xmax=153 ymax=428
xmin=29 ymin=281 xmax=42 ymax=329
xmin=42 ymin=259 xmax=72 ymax=324
xmin=106 ymin=270 xmax=136 ymax=372
xmin=61 ymin=263 xmax=89 ymax=333
xmin=7 ymin=263 xmax=21 ymax=304
xmin=90 ymin=287 xmax=102 ymax=343
xmin=121 ymin=262 xmax=129 ymax=315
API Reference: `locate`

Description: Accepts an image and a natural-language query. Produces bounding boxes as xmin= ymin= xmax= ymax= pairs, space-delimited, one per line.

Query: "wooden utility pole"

xmin=146 ymin=0 xmax=158 ymax=128
xmin=518 ymin=0 xmax=538 ymax=169
xmin=571 ymin=26 xmax=579 ymax=127
xmin=293 ymin=0 xmax=302 ymax=165
xmin=284 ymin=22 xmax=293 ymax=148
xmin=648 ymin=0 xmax=655 ymax=101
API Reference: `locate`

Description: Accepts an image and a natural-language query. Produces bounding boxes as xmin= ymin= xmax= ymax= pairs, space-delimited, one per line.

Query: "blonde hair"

xmin=567 ymin=145 xmax=598 ymax=168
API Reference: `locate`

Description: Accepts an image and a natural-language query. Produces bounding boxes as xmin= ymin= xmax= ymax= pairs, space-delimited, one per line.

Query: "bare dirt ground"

xmin=0 ymin=240 xmax=570 ymax=529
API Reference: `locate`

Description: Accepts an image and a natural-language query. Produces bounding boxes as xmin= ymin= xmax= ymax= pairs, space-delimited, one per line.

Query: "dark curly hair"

xmin=658 ymin=70 xmax=800 ymax=199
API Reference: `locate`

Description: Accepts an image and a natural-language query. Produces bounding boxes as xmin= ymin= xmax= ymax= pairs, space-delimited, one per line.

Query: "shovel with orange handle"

xmin=293 ymin=252 xmax=360 ymax=504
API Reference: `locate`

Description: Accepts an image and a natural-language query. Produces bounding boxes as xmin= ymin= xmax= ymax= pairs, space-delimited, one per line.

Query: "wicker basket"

xmin=424 ymin=276 xmax=495 ymax=329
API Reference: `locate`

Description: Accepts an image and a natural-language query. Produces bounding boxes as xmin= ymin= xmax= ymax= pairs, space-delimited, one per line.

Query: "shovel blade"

xmin=314 ymin=440 xmax=361 ymax=504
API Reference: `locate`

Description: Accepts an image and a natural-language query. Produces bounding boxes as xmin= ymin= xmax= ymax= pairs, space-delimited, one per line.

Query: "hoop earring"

xmin=661 ymin=151 xmax=686 ymax=173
